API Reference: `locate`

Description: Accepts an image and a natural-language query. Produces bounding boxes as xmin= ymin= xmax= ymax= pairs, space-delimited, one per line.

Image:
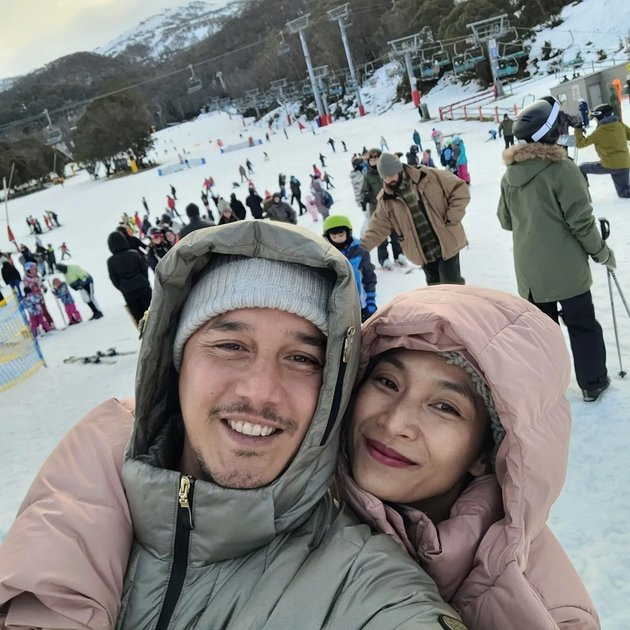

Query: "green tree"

xmin=73 ymin=89 xmax=154 ymax=176
xmin=0 ymin=138 xmax=64 ymax=190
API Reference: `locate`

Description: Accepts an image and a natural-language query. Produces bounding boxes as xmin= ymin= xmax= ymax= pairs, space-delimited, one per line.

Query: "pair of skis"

xmin=380 ymin=262 xmax=419 ymax=275
xmin=63 ymin=348 xmax=136 ymax=365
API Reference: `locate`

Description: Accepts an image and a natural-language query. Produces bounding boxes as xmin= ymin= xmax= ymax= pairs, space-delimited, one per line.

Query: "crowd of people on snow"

xmin=1 ymin=242 xmax=102 ymax=336
xmin=2 ymin=91 xmax=630 ymax=630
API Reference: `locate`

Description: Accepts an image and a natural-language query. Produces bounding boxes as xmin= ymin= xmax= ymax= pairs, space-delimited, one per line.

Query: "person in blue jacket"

xmin=452 ymin=136 xmax=470 ymax=184
xmin=323 ymin=214 xmax=377 ymax=322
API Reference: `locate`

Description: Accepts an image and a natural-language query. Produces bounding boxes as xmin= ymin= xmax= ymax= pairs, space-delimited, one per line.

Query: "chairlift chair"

xmin=44 ymin=126 xmax=63 ymax=146
xmin=328 ymin=78 xmax=343 ymax=97
xmin=452 ymin=54 xmax=475 ymax=75
xmin=345 ymin=79 xmax=359 ymax=93
xmin=187 ymin=65 xmax=202 ymax=94
xmin=277 ymin=32 xmax=290 ymax=56
xmin=452 ymin=54 xmax=467 ymax=75
xmin=563 ymin=49 xmax=584 ymax=69
xmin=467 ymin=46 xmax=486 ymax=64
xmin=495 ymin=57 xmax=519 ymax=79
xmin=420 ymin=61 xmax=439 ymax=80
xmin=432 ymin=50 xmax=451 ymax=68
xmin=499 ymin=41 xmax=530 ymax=60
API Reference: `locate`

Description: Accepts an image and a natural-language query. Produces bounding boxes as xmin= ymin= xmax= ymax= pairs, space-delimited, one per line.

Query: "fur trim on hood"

xmin=502 ymin=142 xmax=566 ymax=166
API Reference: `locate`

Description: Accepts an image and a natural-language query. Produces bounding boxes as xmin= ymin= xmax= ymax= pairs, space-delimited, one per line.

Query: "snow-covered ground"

xmin=3 ymin=2 xmax=630 ymax=624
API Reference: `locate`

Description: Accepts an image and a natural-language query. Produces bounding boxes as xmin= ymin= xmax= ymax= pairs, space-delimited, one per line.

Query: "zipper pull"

xmin=343 ymin=325 xmax=356 ymax=364
xmin=178 ymin=475 xmax=194 ymax=530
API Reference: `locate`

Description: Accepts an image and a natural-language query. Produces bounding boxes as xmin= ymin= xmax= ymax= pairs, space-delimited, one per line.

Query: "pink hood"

xmin=340 ymin=285 xmax=599 ymax=629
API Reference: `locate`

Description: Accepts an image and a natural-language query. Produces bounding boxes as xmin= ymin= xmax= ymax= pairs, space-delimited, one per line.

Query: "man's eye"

xmin=291 ymin=354 xmax=321 ymax=366
xmin=215 ymin=343 xmax=243 ymax=351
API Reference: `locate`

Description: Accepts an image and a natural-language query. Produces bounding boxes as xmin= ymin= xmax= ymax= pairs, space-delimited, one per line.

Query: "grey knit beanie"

xmin=173 ymin=255 xmax=332 ymax=370
xmin=441 ymin=351 xmax=506 ymax=470
xmin=377 ymin=152 xmax=403 ymax=178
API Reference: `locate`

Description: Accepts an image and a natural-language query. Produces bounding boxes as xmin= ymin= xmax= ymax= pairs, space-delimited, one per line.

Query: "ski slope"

xmin=2 ymin=40 xmax=630 ymax=630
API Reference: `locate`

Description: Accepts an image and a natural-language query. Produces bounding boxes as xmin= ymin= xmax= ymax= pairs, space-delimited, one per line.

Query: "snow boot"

xmin=582 ymin=377 xmax=610 ymax=402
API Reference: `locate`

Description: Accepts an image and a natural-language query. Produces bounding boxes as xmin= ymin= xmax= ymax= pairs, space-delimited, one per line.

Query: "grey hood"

xmin=124 ymin=221 xmax=361 ymax=561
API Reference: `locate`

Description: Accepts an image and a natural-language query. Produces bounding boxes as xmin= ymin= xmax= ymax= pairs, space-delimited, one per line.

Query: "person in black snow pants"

xmin=106 ymin=231 xmax=152 ymax=325
xmin=289 ymin=176 xmax=307 ymax=215
xmin=230 ymin=193 xmax=247 ymax=220
xmin=246 ymin=186 xmax=264 ymax=219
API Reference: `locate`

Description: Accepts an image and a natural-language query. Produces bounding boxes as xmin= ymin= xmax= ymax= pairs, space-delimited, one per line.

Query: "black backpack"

xmin=321 ymin=190 xmax=334 ymax=208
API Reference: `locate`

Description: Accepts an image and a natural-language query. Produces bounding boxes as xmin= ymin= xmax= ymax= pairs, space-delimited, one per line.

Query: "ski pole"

xmin=606 ymin=268 xmax=626 ymax=377
xmin=610 ymin=270 xmax=630 ymax=322
xmin=599 ymin=217 xmax=626 ymax=377
xmin=46 ymin=278 xmax=67 ymax=330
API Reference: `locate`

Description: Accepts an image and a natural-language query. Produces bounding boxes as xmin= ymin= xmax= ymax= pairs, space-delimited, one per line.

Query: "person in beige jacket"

xmin=0 ymin=221 xmax=462 ymax=630
xmin=361 ymin=152 xmax=469 ymax=285
xmin=339 ymin=284 xmax=600 ymax=629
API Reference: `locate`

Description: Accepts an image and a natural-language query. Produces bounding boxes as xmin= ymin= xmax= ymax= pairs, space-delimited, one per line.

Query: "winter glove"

xmin=603 ymin=248 xmax=617 ymax=271
xmin=593 ymin=246 xmax=616 ymax=271
xmin=361 ymin=293 xmax=377 ymax=322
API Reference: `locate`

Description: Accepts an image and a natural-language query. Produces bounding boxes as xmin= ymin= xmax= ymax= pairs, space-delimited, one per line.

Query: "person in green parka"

xmin=498 ymin=96 xmax=614 ymax=402
xmin=361 ymin=147 xmax=406 ymax=269
xmin=575 ymin=102 xmax=630 ymax=198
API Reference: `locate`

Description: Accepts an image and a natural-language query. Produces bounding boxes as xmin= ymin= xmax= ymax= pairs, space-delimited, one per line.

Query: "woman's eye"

xmin=434 ymin=402 xmax=460 ymax=416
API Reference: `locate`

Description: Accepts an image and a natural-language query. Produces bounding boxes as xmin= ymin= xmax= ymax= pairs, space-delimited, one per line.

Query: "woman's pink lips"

xmin=365 ymin=439 xmax=417 ymax=468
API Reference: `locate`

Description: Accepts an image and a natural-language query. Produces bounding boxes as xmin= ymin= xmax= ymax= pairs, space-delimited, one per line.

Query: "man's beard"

xmin=388 ymin=173 xmax=402 ymax=190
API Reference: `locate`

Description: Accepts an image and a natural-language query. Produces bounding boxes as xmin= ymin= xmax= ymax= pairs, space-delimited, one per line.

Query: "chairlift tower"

xmin=286 ymin=14 xmax=328 ymax=126
xmin=327 ymin=4 xmax=365 ymax=116
xmin=313 ymin=66 xmax=331 ymax=122
xmin=466 ymin=14 xmax=511 ymax=98
xmin=388 ymin=33 xmax=423 ymax=107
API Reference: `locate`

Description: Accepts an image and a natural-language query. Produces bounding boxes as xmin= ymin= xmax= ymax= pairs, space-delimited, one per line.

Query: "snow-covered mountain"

xmin=95 ymin=0 xmax=245 ymax=62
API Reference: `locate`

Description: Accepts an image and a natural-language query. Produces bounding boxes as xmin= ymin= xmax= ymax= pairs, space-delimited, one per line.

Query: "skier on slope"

xmin=55 ymin=263 xmax=104 ymax=320
xmin=497 ymin=96 xmax=612 ymax=402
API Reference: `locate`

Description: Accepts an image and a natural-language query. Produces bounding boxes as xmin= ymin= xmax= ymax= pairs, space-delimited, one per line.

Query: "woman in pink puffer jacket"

xmin=338 ymin=284 xmax=599 ymax=629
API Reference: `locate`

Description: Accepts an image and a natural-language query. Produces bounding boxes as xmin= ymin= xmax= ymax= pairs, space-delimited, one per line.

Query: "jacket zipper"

xmin=320 ymin=326 xmax=355 ymax=445
xmin=155 ymin=475 xmax=195 ymax=630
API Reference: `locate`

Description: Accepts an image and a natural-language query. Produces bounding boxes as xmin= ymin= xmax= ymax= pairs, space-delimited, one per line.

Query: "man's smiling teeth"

xmin=228 ymin=419 xmax=277 ymax=437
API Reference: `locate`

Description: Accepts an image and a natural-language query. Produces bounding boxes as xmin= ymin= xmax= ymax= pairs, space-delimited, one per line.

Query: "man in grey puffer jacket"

xmin=116 ymin=221 xmax=462 ymax=629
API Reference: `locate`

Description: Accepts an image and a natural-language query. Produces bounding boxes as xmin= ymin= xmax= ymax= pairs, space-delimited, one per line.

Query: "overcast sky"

xmin=0 ymin=0 xmax=199 ymax=79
